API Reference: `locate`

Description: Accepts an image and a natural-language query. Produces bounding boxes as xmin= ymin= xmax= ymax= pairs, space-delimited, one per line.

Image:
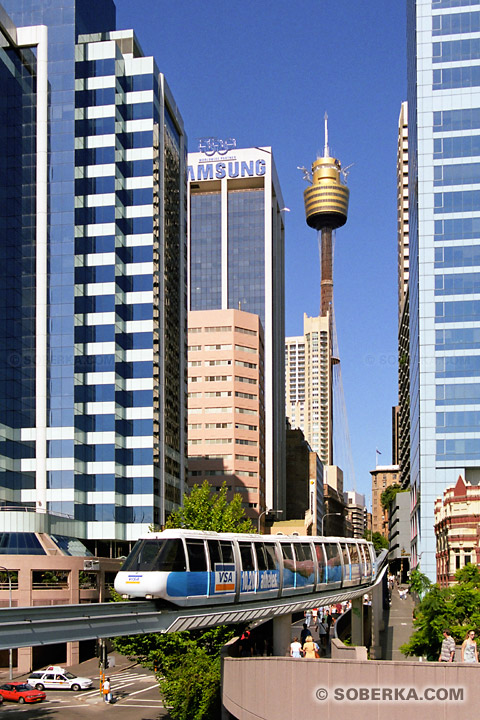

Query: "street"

xmin=0 ymin=665 xmax=171 ymax=720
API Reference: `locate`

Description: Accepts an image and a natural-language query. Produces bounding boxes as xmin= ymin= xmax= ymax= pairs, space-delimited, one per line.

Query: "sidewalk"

xmin=381 ymin=585 xmax=415 ymax=660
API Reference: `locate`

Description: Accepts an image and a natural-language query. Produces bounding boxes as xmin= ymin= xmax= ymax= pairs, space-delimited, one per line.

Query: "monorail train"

xmin=114 ymin=529 xmax=377 ymax=607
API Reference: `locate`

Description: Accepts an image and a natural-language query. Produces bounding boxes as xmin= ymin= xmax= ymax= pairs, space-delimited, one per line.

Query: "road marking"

xmin=121 ymin=684 xmax=159 ymax=698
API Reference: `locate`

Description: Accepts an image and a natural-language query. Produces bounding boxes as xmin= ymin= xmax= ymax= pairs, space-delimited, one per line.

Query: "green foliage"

xmin=380 ymin=484 xmax=402 ymax=510
xmin=454 ymin=563 xmax=480 ymax=586
xmin=165 ymin=480 xmax=255 ymax=533
xmin=363 ymin=530 xmax=388 ymax=553
xmin=400 ymin=564 xmax=480 ymax=659
xmin=113 ymin=481 xmax=253 ymax=719
xmin=160 ymin=647 xmax=221 ymax=720
xmin=408 ymin=567 xmax=432 ymax=599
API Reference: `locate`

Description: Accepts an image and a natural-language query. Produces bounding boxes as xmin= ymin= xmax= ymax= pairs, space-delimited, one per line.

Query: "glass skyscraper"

xmin=0 ymin=0 xmax=187 ymax=543
xmin=188 ymin=146 xmax=286 ymax=513
xmin=408 ymin=0 xmax=480 ymax=577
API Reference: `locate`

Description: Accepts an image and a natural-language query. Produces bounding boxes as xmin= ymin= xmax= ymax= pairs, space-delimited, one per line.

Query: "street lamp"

xmin=0 ymin=566 xmax=12 ymax=680
xmin=320 ymin=512 xmax=343 ymax=536
xmin=257 ymin=509 xmax=283 ymax=533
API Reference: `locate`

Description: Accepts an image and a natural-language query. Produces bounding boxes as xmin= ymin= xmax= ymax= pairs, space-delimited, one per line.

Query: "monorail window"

xmin=341 ymin=544 xmax=350 ymax=566
xmin=254 ymin=543 xmax=267 ymax=571
xmin=324 ymin=543 xmax=340 ymax=568
xmin=281 ymin=543 xmax=294 ymax=563
xmin=207 ymin=540 xmax=222 ymax=568
xmin=349 ymin=544 xmax=359 ymax=564
xmin=220 ymin=541 xmax=234 ymax=564
xmin=239 ymin=542 xmax=255 ymax=571
xmin=294 ymin=543 xmax=312 ymax=563
xmin=314 ymin=543 xmax=326 ymax=581
xmin=186 ymin=539 xmax=207 ymax=572
xmin=121 ymin=539 xmax=186 ymax=572
xmin=264 ymin=543 xmax=277 ymax=570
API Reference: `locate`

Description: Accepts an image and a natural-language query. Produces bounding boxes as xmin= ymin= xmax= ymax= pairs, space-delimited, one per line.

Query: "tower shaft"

xmin=319 ymin=227 xmax=333 ymax=317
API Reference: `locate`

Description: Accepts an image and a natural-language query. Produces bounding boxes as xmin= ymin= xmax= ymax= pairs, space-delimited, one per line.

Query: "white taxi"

xmin=27 ymin=666 xmax=93 ymax=691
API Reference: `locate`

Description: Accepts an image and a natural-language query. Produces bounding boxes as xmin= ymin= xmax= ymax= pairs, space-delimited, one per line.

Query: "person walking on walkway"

xmin=103 ymin=677 xmax=112 ymax=703
xmin=302 ymin=635 xmax=318 ymax=659
xmin=461 ymin=631 xmax=478 ymax=663
xmin=290 ymin=637 xmax=302 ymax=658
xmin=439 ymin=629 xmax=455 ymax=662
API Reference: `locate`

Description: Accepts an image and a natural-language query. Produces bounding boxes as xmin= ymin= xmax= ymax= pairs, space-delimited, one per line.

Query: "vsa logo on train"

xmin=215 ymin=564 xmax=236 ymax=592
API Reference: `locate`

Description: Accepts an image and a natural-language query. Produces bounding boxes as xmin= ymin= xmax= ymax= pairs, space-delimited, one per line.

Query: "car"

xmin=27 ymin=666 xmax=93 ymax=691
xmin=0 ymin=682 xmax=46 ymax=703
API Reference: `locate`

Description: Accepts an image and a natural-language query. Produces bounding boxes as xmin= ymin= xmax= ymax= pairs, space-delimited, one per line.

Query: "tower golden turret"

xmin=303 ymin=114 xmax=350 ymax=231
xmin=302 ymin=114 xmax=350 ymax=316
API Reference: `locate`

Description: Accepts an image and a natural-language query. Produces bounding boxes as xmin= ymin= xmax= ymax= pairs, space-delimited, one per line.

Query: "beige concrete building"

xmin=370 ymin=464 xmax=400 ymax=537
xmin=285 ymin=313 xmax=331 ymax=465
xmin=0 ymin=526 xmax=120 ymax=673
xmin=187 ymin=309 xmax=265 ymax=526
xmin=435 ymin=475 xmax=480 ymax=587
xmin=344 ymin=490 xmax=367 ymax=539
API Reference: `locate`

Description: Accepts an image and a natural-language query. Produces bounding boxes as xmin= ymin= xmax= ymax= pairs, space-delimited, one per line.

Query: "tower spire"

xmin=324 ymin=112 xmax=329 ymax=157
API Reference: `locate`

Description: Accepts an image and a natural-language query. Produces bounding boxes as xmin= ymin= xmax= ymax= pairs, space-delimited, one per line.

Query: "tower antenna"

xmin=324 ymin=112 xmax=329 ymax=156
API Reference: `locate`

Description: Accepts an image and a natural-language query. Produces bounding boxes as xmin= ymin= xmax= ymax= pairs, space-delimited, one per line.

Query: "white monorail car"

xmin=114 ymin=529 xmax=377 ymax=607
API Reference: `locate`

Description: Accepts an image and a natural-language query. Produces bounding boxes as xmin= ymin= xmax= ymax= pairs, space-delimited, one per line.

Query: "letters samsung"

xmin=188 ymin=159 xmax=266 ymax=182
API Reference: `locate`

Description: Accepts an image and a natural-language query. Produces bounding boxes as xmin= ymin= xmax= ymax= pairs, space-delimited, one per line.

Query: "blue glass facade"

xmin=0 ymin=1 xmax=187 ymax=540
xmin=408 ymin=0 xmax=480 ymax=576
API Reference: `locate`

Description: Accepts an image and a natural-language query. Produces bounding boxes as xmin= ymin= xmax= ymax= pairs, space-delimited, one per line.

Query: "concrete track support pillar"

xmin=273 ymin=613 xmax=292 ymax=657
xmin=370 ymin=579 xmax=385 ymax=659
xmin=351 ymin=596 xmax=364 ymax=647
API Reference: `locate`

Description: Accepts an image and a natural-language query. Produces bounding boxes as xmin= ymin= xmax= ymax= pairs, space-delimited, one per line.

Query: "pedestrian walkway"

xmin=381 ymin=585 xmax=415 ymax=660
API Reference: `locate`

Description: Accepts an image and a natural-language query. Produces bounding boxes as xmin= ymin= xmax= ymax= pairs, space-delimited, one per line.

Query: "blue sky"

xmin=115 ymin=0 xmax=408 ymax=505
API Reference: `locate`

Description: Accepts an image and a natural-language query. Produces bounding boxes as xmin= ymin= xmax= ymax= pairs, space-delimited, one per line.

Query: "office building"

xmin=397 ymin=102 xmax=411 ymax=493
xmin=370 ymin=465 xmax=400 ymax=538
xmin=187 ymin=309 xmax=265 ymax=524
xmin=407 ymin=0 xmax=480 ymax=576
xmin=285 ymin=425 xmax=324 ymax=534
xmin=0 ymin=0 xmax=187 ymax=541
xmin=286 ymin=314 xmax=331 ymax=465
xmin=344 ymin=490 xmax=366 ymax=539
xmin=388 ymin=490 xmax=410 ymax=583
xmin=0 ymin=0 xmax=187 ymax=672
xmin=188 ymin=145 xmax=286 ymax=513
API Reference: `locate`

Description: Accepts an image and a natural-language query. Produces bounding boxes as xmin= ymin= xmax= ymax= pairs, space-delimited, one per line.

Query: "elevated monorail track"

xmin=0 ymin=552 xmax=387 ymax=650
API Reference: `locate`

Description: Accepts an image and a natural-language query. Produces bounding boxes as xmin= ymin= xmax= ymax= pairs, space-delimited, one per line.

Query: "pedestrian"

xmin=439 ymin=629 xmax=456 ymax=662
xmin=290 ymin=636 xmax=303 ymax=658
xmin=461 ymin=630 xmax=478 ymax=663
xmin=312 ymin=608 xmax=318 ymax=630
xmin=305 ymin=609 xmax=312 ymax=627
xmin=300 ymin=623 xmax=310 ymax=644
xmin=318 ymin=619 xmax=327 ymax=649
xmin=103 ymin=677 xmax=112 ymax=704
xmin=302 ymin=635 xmax=319 ymax=659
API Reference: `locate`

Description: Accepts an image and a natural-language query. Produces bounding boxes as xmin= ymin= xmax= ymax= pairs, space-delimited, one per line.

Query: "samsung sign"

xmin=188 ymin=158 xmax=266 ymax=182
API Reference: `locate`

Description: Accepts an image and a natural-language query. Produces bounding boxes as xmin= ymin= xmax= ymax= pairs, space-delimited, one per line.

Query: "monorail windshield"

xmin=121 ymin=539 xmax=186 ymax=572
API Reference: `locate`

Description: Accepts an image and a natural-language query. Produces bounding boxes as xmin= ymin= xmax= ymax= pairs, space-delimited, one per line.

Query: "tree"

xmin=165 ymin=480 xmax=254 ymax=533
xmin=113 ymin=481 xmax=254 ymax=720
xmin=380 ymin=483 xmax=402 ymax=510
xmin=363 ymin=529 xmax=388 ymax=553
xmin=408 ymin=567 xmax=432 ymax=600
xmin=400 ymin=563 xmax=480 ymax=660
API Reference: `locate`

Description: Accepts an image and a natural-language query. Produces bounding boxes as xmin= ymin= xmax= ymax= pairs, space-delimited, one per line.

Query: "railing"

xmin=32 ymin=582 xmax=69 ymax=590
